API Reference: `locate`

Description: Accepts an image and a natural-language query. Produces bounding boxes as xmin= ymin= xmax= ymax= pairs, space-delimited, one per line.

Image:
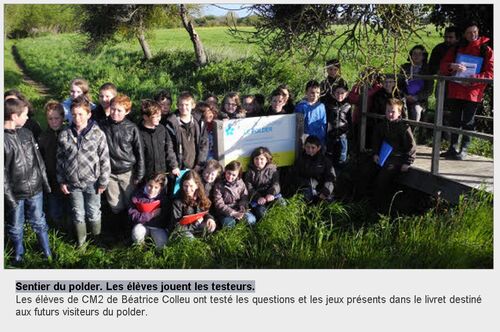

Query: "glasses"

xmin=225 ymin=103 xmax=237 ymax=107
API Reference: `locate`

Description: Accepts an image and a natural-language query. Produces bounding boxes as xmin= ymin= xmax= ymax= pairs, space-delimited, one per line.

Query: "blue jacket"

xmin=295 ymin=100 xmax=327 ymax=145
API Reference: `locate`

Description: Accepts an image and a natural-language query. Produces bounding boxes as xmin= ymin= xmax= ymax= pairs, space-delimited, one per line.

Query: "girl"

xmin=202 ymin=159 xmax=223 ymax=197
xmin=212 ymin=161 xmax=256 ymax=228
xmin=241 ymin=94 xmax=263 ymax=117
xmin=128 ymin=173 xmax=168 ymax=249
xmin=154 ymin=89 xmax=173 ymax=126
xmin=196 ymin=102 xmax=219 ymax=160
xmin=171 ymin=171 xmax=216 ymax=238
xmin=220 ymin=92 xmax=245 ymax=119
xmin=276 ymin=84 xmax=295 ymax=114
xmin=56 ymin=95 xmax=110 ymax=247
xmin=244 ymin=147 xmax=282 ymax=220
xmin=62 ymin=78 xmax=96 ymax=123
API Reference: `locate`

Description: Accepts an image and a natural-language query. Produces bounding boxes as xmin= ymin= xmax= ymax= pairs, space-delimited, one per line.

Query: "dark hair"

xmin=141 ymin=99 xmax=162 ymax=117
xmin=99 ymin=82 xmax=117 ymax=94
xmin=195 ymin=101 xmax=219 ymax=120
xmin=146 ymin=172 xmax=167 ymax=187
xmin=250 ymin=147 xmax=273 ymax=166
xmin=326 ymin=59 xmax=341 ymax=68
xmin=177 ymin=91 xmax=195 ymax=104
xmin=444 ymin=26 xmax=458 ymax=35
xmin=304 ymin=135 xmax=321 ymax=147
xmin=71 ymin=95 xmax=91 ymax=113
xmin=180 ymin=170 xmax=211 ymax=211
xmin=4 ymin=89 xmax=35 ymax=116
xmin=154 ymin=89 xmax=172 ymax=104
xmin=305 ymin=80 xmax=321 ymax=91
xmin=408 ymin=44 xmax=428 ymax=64
xmin=4 ymin=98 xmax=28 ymax=121
xmin=225 ymin=160 xmax=242 ymax=178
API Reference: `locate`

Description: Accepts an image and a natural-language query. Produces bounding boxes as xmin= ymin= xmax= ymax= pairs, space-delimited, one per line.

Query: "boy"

xmin=295 ymin=80 xmax=327 ymax=146
xmin=57 ymin=96 xmax=110 ymax=246
xmin=92 ymin=82 xmax=118 ymax=123
xmin=5 ymin=98 xmax=52 ymax=262
xmin=154 ymin=89 xmax=173 ymax=126
xmin=38 ymin=101 xmax=68 ymax=229
xmin=100 ymin=94 xmax=145 ymax=230
xmin=267 ymin=89 xmax=287 ymax=115
xmin=360 ymin=98 xmax=416 ymax=211
xmin=326 ymin=85 xmax=352 ymax=168
xmin=293 ymin=135 xmax=336 ymax=203
xmin=165 ymin=91 xmax=208 ymax=178
xmin=139 ymin=99 xmax=168 ymax=179
xmin=320 ymin=59 xmax=348 ymax=117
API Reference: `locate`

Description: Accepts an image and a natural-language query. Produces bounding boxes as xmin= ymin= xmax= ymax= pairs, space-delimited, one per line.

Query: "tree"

xmin=179 ymin=4 xmax=207 ymax=68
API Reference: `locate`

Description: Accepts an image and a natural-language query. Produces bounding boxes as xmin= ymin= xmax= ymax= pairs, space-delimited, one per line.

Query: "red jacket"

xmin=440 ymin=36 xmax=493 ymax=102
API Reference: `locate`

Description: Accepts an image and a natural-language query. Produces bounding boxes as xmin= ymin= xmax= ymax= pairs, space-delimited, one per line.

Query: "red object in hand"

xmin=179 ymin=211 xmax=209 ymax=225
xmin=136 ymin=200 xmax=161 ymax=213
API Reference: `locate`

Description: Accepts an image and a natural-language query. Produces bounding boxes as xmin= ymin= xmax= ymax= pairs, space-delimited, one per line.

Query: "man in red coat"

xmin=439 ymin=22 xmax=493 ymax=160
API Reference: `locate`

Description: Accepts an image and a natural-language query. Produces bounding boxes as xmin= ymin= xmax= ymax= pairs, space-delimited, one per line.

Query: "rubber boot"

xmin=36 ymin=231 xmax=52 ymax=259
xmin=90 ymin=220 xmax=101 ymax=236
xmin=74 ymin=222 xmax=87 ymax=247
xmin=12 ymin=238 xmax=25 ymax=263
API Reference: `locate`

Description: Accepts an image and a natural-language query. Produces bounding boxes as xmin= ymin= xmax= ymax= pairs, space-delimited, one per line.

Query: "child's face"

xmin=253 ymin=154 xmax=268 ymax=170
xmin=385 ymin=105 xmax=401 ymax=122
xmin=13 ymin=107 xmax=29 ymax=128
xmin=206 ymin=96 xmax=217 ymax=105
xmin=70 ymin=84 xmax=83 ymax=100
xmin=177 ymin=98 xmax=193 ymax=117
xmin=47 ymin=110 xmax=64 ymax=130
xmin=203 ymin=110 xmax=215 ymax=123
xmin=334 ymin=88 xmax=348 ymax=102
xmin=242 ymin=97 xmax=255 ymax=113
xmin=143 ymin=112 xmax=161 ymax=127
xmin=326 ymin=66 xmax=340 ymax=78
xmin=306 ymin=87 xmax=320 ymax=104
xmin=224 ymin=97 xmax=238 ymax=114
xmin=110 ymin=103 xmax=129 ymax=123
xmin=383 ymin=79 xmax=396 ymax=93
xmin=304 ymin=142 xmax=321 ymax=157
xmin=99 ymin=89 xmax=116 ymax=109
xmin=160 ymin=99 xmax=172 ymax=115
xmin=203 ymin=168 xmax=219 ymax=184
xmin=224 ymin=169 xmax=239 ymax=183
xmin=410 ymin=49 xmax=425 ymax=65
xmin=182 ymin=178 xmax=198 ymax=198
xmin=71 ymin=106 xmax=91 ymax=129
xmin=271 ymin=95 xmax=285 ymax=112
xmin=146 ymin=181 xmax=162 ymax=198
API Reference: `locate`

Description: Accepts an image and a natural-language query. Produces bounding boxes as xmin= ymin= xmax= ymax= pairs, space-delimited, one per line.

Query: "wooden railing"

xmin=359 ymin=74 xmax=493 ymax=175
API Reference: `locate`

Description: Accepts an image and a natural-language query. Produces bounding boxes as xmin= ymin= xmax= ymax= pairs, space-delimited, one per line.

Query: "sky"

xmin=202 ymin=4 xmax=253 ymax=17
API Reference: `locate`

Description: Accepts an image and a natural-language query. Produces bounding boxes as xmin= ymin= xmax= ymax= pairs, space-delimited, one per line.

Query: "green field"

xmin=3 ymin=27 xmax=493 ymax=269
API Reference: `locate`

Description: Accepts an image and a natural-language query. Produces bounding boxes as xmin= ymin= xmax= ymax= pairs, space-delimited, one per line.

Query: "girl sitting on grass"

xmin=244 ymin=147 xmax=283 ymax=220
xmin=212 ymin=161 xmax=256 ymax=228
xmin=171 ymin=170 xmax=216 ymax=238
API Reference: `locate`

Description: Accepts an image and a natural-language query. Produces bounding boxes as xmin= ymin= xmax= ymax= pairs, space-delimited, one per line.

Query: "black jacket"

xmin=293 ymin=150 xmax=336 ymax=196
xmin=326 ymin=100 xmax=352 ymax=138
xmin=372 ymin=119 xmax=416 ymax=165
xmin=100 ymin=118 xmax=145 ymax=182
xmin=165 ymin=113 xmax=208 ymax=171
xmin=38 ymin=127 xmax=64 ymax=193
xmin=244 ymin=163 xmax=280 ymax=201
xmin=138 ymin=122 xmax=168 ymax=179
xmin=4 ymin=128 xmax=50 ymax=209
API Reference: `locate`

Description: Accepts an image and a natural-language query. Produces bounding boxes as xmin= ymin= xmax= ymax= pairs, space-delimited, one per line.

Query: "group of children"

xmin=4 ymin=58 xmax=416 ymax=262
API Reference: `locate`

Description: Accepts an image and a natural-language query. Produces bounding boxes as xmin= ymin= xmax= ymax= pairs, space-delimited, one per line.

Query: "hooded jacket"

xmin=244 ymin=163 xmax=280 ymax=201
xmin=212 ymin=178 xmax=249 ymax=218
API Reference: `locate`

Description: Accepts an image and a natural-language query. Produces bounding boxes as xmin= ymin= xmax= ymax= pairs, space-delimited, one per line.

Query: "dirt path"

xmin=11 ymin=45 xmax=52 ymax=97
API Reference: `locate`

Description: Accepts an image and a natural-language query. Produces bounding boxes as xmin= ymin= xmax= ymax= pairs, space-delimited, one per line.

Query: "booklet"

xmin=179 ymin=210 xmax=209 ymax=225
xmin=173 ymin=169 xmax=190 ymax=196
xmin=378 ymin=140 xmax=393 ymax=167
xmin=455 ymin=53 xmax=483 ymax=77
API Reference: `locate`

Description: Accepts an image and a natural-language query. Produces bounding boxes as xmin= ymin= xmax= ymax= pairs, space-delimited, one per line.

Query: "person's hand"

xmin=265 ymin=194 xmax=275 ymax=202
xmin=319 ymin=193 xmax=327 ymax=200
xmin=133 ymin=179 xmax=140 ymax=185
xmin=373 ymin=154 xmax=380 ymax=165
xmin=152 ymin=208 xmax=162 ymax=217
xmin=97 ymin=186 xmax=106 ymax=195
xmin=401 ymin=164 xmax=410 ymax=172
xmin=206 ymin=219 xmax=216 ymax=233
xmin=172 ymin=168 xmax=181 ymax=177
xmin=450 ymin=63 xmax=467 ymax=73
xmin=257 ymin=197 xmax=267 ymax=205
xmin=60 ymin=184 xmax=70 ymax=195
xmin=234 ymin=212 xmax=245 ymax=220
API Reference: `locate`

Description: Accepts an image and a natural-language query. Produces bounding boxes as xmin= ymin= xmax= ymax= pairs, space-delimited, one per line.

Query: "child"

xmin=400 ymin=45 xmax=433 ymax=122
xmin=212 ymin=161 xmax=256 ymax=228
xmin=276 ymin=84 xmax=295 ymax=114
xmin=56 ymin=95 xmax=111 ymax=247
xmin=220 ymin=92 xmax=246 ymax=119
xmin=62 ymin=78 xmax=96 ymax=123
xmin=244 ymin=147 xmax=282 ymax=220
xmin=4 ymin=89 xmax=43 ymax=141
xmin=241 ymin=94 xmax=263 ymax=117
xmin=361 ymin=98 xmax=416 ymax=210
xmin=267 ymin=90 xmax=287 ymax=116
xmin=326 ymin=85 xmax=352 ymax=168
xmin=320 ymin=59 xmax=348 ymax=115
xmin=92 ymin=82 xmax=117 ymax=123
xmin=171 ymin=170 xmax=217 ymax=238
xmin=101 ymin=94 xmax=145 ymax=230
xmin=154 ymin=89 xmax=173 ymax=126
xmin=38 ymin=101 xmax=68 ymax=229
xmin=293 ymin=135 xmax=336 ymax=203
xmin=139 ymin=99 xmax=167 ymax=179
xmin=196 ymin=101 xmax=219 ymax=160
xmin=201 ymin=159 xmax=223 ymax=197
xmin=165 ymin=91 xmax=208 ymax=178
xmin=128 ymin=173 xmax=169 ymax=249
xmin=204 ymin=93 xmax=219 ymax=108
xmin=4 ymin=98 xmax=52 ymax=262
xmin=295 ymin=80 xmax=327 ymax=146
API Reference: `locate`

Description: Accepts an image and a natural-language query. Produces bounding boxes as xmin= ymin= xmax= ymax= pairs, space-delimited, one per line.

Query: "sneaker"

xmin=455 ymin=151 xmax=467 ymax=161
xmin=440 ymin=148 xmax=458 ymax=159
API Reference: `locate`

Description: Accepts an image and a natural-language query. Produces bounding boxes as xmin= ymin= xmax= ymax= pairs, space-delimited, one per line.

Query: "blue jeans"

xmin=6 ymin=191 xmax=48 ymax=242
xmin=69 ymin=183 xmax=101 ymax=224
xmin=328 ymin=134 xmax=348 ymax=166
xmin=221 ymin=212 xmax=257 ymax=228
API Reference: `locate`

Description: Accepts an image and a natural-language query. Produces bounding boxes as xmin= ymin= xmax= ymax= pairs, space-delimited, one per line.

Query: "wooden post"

xmin=431 ymin=78 xmax=446 ymax=175
xmin=214 ymin=119 xmax=225 ymax=165
xmin=359 ymin=83 xmax=369 ymax=152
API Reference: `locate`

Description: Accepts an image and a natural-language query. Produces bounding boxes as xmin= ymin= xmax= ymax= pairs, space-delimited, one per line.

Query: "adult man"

xmin=439 ymin=22 xmax=493 ymax=160
xmin=428 ymin=26 xmax=459 ymax=75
